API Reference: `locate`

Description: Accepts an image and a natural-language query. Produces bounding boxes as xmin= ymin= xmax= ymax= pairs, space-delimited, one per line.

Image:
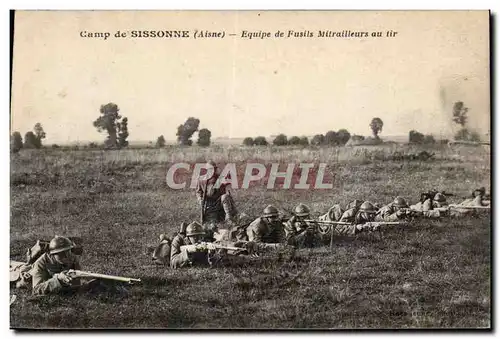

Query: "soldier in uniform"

xmin=245 ymin=205 xmax=287 ymax=249
xmin=339 ymin=201 xmax=378 ymax=223
xmin=12 ymin=236 xmax=83 ymax=296
xmin=284 ymin=203 xmax=321 ymax=248
xmin=458 ymin=187 xmax=490 ymax=207
xmin=170 ymin=221 xmax=218 ymax=269
xmin=375 ymin=197 xmax=414 ymax=222
xmin=196 ymin=160 xmax=238 ymax=237
xmin=318 ymin=199 xmax=363 ymax=222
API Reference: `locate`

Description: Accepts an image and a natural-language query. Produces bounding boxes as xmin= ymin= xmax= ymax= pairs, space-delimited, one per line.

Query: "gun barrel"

xmin=449 ymin=205 xmax=490 ymax=209
xmin=304 ymin=219 xmax=351 ymax=225
xmin=71 ymin=270 xmax=141 ymax=283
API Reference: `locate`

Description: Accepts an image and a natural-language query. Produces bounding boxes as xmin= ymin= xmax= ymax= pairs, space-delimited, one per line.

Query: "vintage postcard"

xmin=9 ymin=10 xmax=490 ymax=329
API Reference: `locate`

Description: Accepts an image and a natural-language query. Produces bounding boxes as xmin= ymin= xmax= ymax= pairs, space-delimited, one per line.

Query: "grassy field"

xmin=10 ymin=144 xmax=491 ymax=329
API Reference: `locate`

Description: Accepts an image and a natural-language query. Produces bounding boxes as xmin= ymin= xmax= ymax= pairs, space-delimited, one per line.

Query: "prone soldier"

xmin=284 ymin=203 xmax=322 ymax=248
xmin=245 ymin=205 xmax=288 ymax=249
xmin=10 ymin=236 xmax=83 ymax=296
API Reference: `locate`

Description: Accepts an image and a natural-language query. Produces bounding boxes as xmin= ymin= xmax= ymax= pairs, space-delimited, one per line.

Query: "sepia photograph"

xmin=9 ymin=10 xmax=491 ymax=329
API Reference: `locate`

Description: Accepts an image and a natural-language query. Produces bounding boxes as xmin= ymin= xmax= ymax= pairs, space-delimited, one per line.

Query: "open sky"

xmin=11 ymin=11 xmax=490 ymax=144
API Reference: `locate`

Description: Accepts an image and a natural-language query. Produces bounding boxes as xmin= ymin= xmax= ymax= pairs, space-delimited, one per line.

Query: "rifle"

xmin=200 ymin=181 xmax=207 ymax=224
xmin=448 ymin=204 xmax=491 ymax=210
xmin=66 ymin=270 xmax=141 ymax=284
xmin=303 ymin=219 xmax=351 ymax=225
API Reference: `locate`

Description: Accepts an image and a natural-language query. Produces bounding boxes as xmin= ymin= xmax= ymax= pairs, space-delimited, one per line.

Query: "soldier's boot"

xmin=221 ymin=193 xmax=238 ymax=222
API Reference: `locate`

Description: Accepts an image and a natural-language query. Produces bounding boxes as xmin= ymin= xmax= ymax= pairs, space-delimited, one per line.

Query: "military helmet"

xmin=186 ymin=221 xmax=205 ymax=236
xmin=359 ymin=201 xmax=377 ymax=213
xmin=294 ymin=203 xmax=310 ymax=217
xmin=49 ymin=236 xmax=75 ymax=255
xmin=393 ymin=197 xmax=408 ymax=208
xmin=433 ymin=193 xmax=446 ymax=202
xmin=473 ymin=187 xmax=486 ymax=197
xmin=263 ymin=205 xmax=279 ymax=217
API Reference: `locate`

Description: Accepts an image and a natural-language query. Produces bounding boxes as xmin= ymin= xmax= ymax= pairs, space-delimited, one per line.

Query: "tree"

xmin=409 ymin=130 xmax=425 ymax=144
xmin=11 ymin=132 xmax=23 ymax=153
xmin=299 ymin=136 xmax=309 ymax=146
xmin=452 ymin=101 xmax=468 ymax=127
xmin=288 ymin=136 xmax=301 ymax=145
xmin=273 ymin=134 xmax=288 ymax=146
xmin=197 ymin=128 xmax=212 ymax=147
xmin=176 ymin=117 xmax=200 ymax=146
xmin=325 ymin=131 xmax=338 ymax=145
xmin=242 ymin=137 xmax=254 ymax=146
xmin=423 ymin=135 xmax=436 ymax=144
xmin=253 ymin=136 xmax=268 ymax=146
xmin=24 ymin=131 xmax=38 ymax=149
xmin=33 ymin=123 xmax=46 ymax=148
xmin=369 ymin=118 xmax=384 ymax=138
xmin=93 ymin=103 xmax=127 ymax=148
xmin=455 ymin=128 xmax=481 ymax=142
xmin=337 ymin=129 xmax=351 ymax=145
xmin=117 ymin=117 xmax=129 ymax=148
xmin=156 ymin=135 xmax=166 ymax=148
xmin=310 ymin=134 xmax=325 ymax=146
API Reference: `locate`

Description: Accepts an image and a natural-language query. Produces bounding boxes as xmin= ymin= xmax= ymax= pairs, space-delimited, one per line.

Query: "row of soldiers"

xmin=154 ymin=184 xmax=490 ymax=269
xmin=9 ymin=160 xmax=490 ymax=296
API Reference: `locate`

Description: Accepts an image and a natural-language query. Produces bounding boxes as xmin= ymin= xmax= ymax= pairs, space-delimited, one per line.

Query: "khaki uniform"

xmin=375 ymin=204 xmax=408 ymax=222
xmin=170 ymin=234 xmax=210 ymax=269
xmin=247 ymin=217 xmax=286 ymax=244
xmin=196 ymin=176 xmax=237 ymax=224
xmin=284 ymin=218 xmax=322 ymax=248
xmin=13 ymin=253 xmax=82 ymax=296
xmin=318 ymin=204 xmax=343 ymax=222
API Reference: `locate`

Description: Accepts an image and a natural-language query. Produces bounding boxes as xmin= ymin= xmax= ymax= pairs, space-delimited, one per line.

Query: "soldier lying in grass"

xmin=10 ymin=236 xmax=83 ymax=296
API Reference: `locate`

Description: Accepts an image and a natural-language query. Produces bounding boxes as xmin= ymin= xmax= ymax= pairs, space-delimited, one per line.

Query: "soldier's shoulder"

xmin=32 ymin=252 xmax=50 ymax=268
xmin=171 ymin=234 xmax=186 ymax=245
xmin=248 ymin=217 xmax=265 ymax=228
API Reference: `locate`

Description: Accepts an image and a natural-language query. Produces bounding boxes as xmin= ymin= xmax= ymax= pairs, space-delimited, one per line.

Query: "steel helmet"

xmin=393 ymin=197 xmax=409 ymax=208
xmin=263 ymin=205 xmax=279 ymax=217
xmin=433 ymin=193 xmax=446 ymax=202
xmin=48 ymin=236 xmax=74 ymax=255
xmin=186 ymin=221 xmax=205 ymax=236
xmin=294 ymin=203 xmax=310 ymax=217
xmin=359 ymin=201 xmax=377 ymax=213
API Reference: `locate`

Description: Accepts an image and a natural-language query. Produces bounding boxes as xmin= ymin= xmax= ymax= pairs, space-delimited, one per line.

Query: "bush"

xmin=310 ymin=134 xmax=325 ymax=146
xmin=243 ymin=137 xmax=254 ymax=146
xmin=337 ymin=129 xmax=351 ymax=145
xmin=288 ymin=136 xmax=301 ymax=145
xmin=409 ymin=130 xmax=425 ymax=144
xmin=156 ymin=135 xmax=166 ymax=148
xmin=423 ymin=135 xmax=436 ymax=144
xmin=51 ymin=144 xmax=60 ymax=149
xmin=299 ymin=136 xmax=309 ymax=146
xmin=253 ymin=136 xmax=268 ymax=146
xmin=273 ymin=134 xmax=288 ymax=146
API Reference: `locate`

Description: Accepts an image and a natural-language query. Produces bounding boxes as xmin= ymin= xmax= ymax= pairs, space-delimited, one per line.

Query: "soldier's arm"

xmin=170 ymin=237 xmax=191 ymax=269
xmin=31 ymin=258 xmax=64 ymax=296
xmin=339 ymin=209 xmax=355 ymax=222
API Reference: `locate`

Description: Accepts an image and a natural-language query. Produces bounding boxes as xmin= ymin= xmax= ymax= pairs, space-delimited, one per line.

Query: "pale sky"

xmin=11 ymin=11 xmax=490 ymax=144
